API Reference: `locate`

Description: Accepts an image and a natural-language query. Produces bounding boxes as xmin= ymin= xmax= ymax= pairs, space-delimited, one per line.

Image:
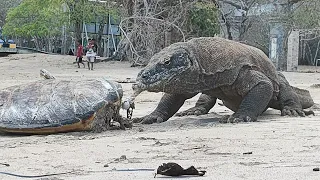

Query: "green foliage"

xmin=290 ymin=0 xmax=320 ymax=29
xmin=3 ymin=0 xmax=119 ymax=38
xmin=64 ymin=0 xmax=119 ymax=24
xmin=188 ymin=2 xmax=220 ymax=37
xmin=3 ymin=0 xmax=66 ymax=37
xmin=90 ymin=1 xmax=119 ymax=23
xmin=0 ymin=0 xmax=22 ymax=27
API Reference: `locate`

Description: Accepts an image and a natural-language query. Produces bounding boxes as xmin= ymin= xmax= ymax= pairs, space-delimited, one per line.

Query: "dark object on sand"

xmin=0 ymin=163 xmax=9 ymax=167
xmin=313 ymin=167 xmax=319 ymax=171
xmin=155 ymin=162 xmax=206 ymax=177
xmin=243 ymin=152 xmax=253 ymax=155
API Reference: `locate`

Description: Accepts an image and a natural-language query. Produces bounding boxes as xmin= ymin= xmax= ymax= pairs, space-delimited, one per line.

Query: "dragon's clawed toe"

xmin=176 ymin=107 xmax=207 ymax=117
xmin=281 ymin=107 xmax=314 ymax=117
xmin=219 ymin=114 xmax=256 ymax=123
xmin=132 ymin=114 xmax=165 ymax=124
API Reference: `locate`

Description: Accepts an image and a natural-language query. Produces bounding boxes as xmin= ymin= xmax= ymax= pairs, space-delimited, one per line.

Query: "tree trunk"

xmin=127 ymin=0 xmax=134 ymax=26
xmin=74 ymin=21 xmax=82 ymax=55
xmin=97 ymin=18 xmax=107 ymax=57
xmin=221 ymin=14 xmax=233 ymax=40
xmin=33 ymin=36 xmax=40 ymax=50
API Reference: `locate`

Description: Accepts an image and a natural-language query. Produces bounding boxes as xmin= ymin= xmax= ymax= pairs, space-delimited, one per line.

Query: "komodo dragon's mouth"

xmin=132 ymin=83 xmax=147 ymax=94
xmin=135 ymin=65 xmax=188 ymax=92
xmin=132 ymin=80 xmax=161 ymax=93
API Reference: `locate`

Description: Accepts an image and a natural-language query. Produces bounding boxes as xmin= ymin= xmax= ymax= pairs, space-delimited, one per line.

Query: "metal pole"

xmin=109 ymin=15 xmax=116 ymax=51
xmin=107 ymin=14 xmax=110 ymax=57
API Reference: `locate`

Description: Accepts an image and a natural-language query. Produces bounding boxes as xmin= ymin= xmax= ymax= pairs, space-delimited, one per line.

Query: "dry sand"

xmin=0 ymin=53 xmax=320 ymax=180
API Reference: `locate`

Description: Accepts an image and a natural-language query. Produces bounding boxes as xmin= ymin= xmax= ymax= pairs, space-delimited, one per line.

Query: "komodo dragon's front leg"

xmin=132 ymin=93 xmax=196 ymax=124
xmin=176 ymin=94 xmax=217 ymax=116
xmin=218 ymin=69 xmax=274 ymax=123
xmin=220 ymin=81 xmax=274 ymax=123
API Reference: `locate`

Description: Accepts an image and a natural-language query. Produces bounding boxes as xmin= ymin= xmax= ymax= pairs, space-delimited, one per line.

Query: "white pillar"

xmin=287 ymin=30 xmax=299 ymax=71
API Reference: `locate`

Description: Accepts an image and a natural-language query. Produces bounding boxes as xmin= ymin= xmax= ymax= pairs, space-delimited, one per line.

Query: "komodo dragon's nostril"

xmin=141 ymin=73 xmax=148 ymax=79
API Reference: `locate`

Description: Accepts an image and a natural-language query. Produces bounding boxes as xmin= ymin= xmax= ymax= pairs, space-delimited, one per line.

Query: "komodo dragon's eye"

xmin=164 ymin=57 xmax=171 ymax=65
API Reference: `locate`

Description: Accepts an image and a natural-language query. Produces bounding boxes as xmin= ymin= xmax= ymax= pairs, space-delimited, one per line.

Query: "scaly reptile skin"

xmin=132 ymin=37 xmax=314 ymax=124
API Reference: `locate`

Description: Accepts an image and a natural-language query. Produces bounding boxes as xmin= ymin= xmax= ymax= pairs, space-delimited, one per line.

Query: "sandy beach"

xmin=0 ymin=53 xmax=320 ymax=180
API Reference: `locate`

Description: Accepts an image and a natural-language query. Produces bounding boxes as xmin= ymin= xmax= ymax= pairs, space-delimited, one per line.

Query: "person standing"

xmin=86 ymin=40 xmax=96 ymax=70
xmin=90 ymin=39 xmax=98 ymax=53
xmin=76 ymin=40 xmax=85 ymax=68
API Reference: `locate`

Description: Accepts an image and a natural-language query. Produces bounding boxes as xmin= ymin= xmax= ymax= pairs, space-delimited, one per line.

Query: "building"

xmin=80 ymin=16 xmax=121 ymax=57
xmin=219 ymin=0 xmax=297 ymax=70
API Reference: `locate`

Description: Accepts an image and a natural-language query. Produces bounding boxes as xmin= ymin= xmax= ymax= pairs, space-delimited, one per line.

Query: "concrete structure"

xmin=286 ymin=30 xmax=299 ymax=71
xmin=219 ymin=0 xmax=296 ymax=70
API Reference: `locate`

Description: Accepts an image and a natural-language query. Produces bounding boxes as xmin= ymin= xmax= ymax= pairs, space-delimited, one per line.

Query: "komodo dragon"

xmin=131 ymin=37 xmax=314 ymax=124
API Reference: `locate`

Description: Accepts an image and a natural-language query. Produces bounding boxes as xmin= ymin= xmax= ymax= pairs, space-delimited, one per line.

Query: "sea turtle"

xmin=0 ymin=69 xmax=130 ymax=134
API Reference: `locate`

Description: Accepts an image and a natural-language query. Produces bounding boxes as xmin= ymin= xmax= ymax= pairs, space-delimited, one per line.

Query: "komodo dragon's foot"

xmin=176 ymin=107 xmax=208 ymax=116
xmin=219 ymin=114 xmax=257 ymax=123
xmin=281 ymin=106 xmax=315 ymax=117
xmin=132 ymin=113 xmax=165 ymax=124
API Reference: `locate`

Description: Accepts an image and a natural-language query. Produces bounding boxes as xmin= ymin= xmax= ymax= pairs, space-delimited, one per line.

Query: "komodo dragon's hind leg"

xmin=220 ymin=81 xmax=273 ymax=123
xmin=269 ymin=72 xmax=314 ymax=116
xmin=175 ymin=94 xmax=216 ymax=116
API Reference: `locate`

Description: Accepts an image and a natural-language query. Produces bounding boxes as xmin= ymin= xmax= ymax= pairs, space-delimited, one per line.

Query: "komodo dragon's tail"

xmin=277 ymin=72 xmax=314 ymax=109
xmin=291 ymin=86 xmax=314 ymax=109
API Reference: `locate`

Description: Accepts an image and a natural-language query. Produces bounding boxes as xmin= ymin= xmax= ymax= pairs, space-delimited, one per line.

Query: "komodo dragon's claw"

xmin=132 ymin=114 xmax=165 ymax=124
xmin=176 ymin=107 xmax=208 ymax=116
xmin=281 ymin=107 xmax=315 ymax=117
xmin=219 ymin=114 xmax=256 ymax=123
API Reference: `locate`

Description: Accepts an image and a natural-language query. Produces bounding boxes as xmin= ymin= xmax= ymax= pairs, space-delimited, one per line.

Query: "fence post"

xmin=286 ymin=30 xmax=299 ymax=71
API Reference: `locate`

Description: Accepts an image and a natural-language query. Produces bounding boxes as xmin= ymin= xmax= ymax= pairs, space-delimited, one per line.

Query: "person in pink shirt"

xmin=76 ymin=40 xmax=85 ymax=68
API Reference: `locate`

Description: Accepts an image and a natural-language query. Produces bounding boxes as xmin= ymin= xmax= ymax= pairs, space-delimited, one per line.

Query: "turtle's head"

xmin=134 ymin=44 xmax=194 ymax=93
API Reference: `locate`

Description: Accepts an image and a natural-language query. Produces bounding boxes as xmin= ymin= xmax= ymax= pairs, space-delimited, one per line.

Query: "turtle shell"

xmin=0 ymin=78 xmax=123 ymax=134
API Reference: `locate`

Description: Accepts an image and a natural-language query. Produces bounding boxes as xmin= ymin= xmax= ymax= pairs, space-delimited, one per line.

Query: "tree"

xmin=0 ymin=0 xmax=22 ymax=28
xmin=3 ymin=0 xmax=119 ymax=54
xmin=217 ymin=0 xmax=268 ymax=41
xmin=3 ymin=0 xmax=66 ymax=51
xmin=288 ymin=0 xmax=320 ymax=29
xmin=188 ymin=2 xmax=220 ymax=37
xmin=112 ymin=0 xmax=220 ymax=65
xmin=286 ymin=0 xmax=320 ymax=66
xmin=88 ymin=1 xmax=119 ymax=57
xmin=62 ymin=0 xmax=119 ymax=55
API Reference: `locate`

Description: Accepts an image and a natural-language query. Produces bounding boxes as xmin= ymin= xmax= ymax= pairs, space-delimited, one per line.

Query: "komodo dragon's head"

xmin=133 ymin=43 xmax=198 ymax=94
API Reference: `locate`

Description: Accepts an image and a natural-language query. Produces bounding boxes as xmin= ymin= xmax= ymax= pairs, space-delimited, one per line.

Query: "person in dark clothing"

xmin=76 ymin=40 xmax=85 ymax=68
xmin=90 ymin=39 xmax=98 ymax=62
xmin=91 ymin=38 xmax=98 ymax=53
xmin=68 ymin=49 xmax=74 ymax=55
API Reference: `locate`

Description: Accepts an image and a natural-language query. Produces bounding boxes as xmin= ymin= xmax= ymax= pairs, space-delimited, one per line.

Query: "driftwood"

xmin=40 ymin=69 xmax=56 ymax=79
xmin=115 ymin=78 xmax=136 ymax=83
